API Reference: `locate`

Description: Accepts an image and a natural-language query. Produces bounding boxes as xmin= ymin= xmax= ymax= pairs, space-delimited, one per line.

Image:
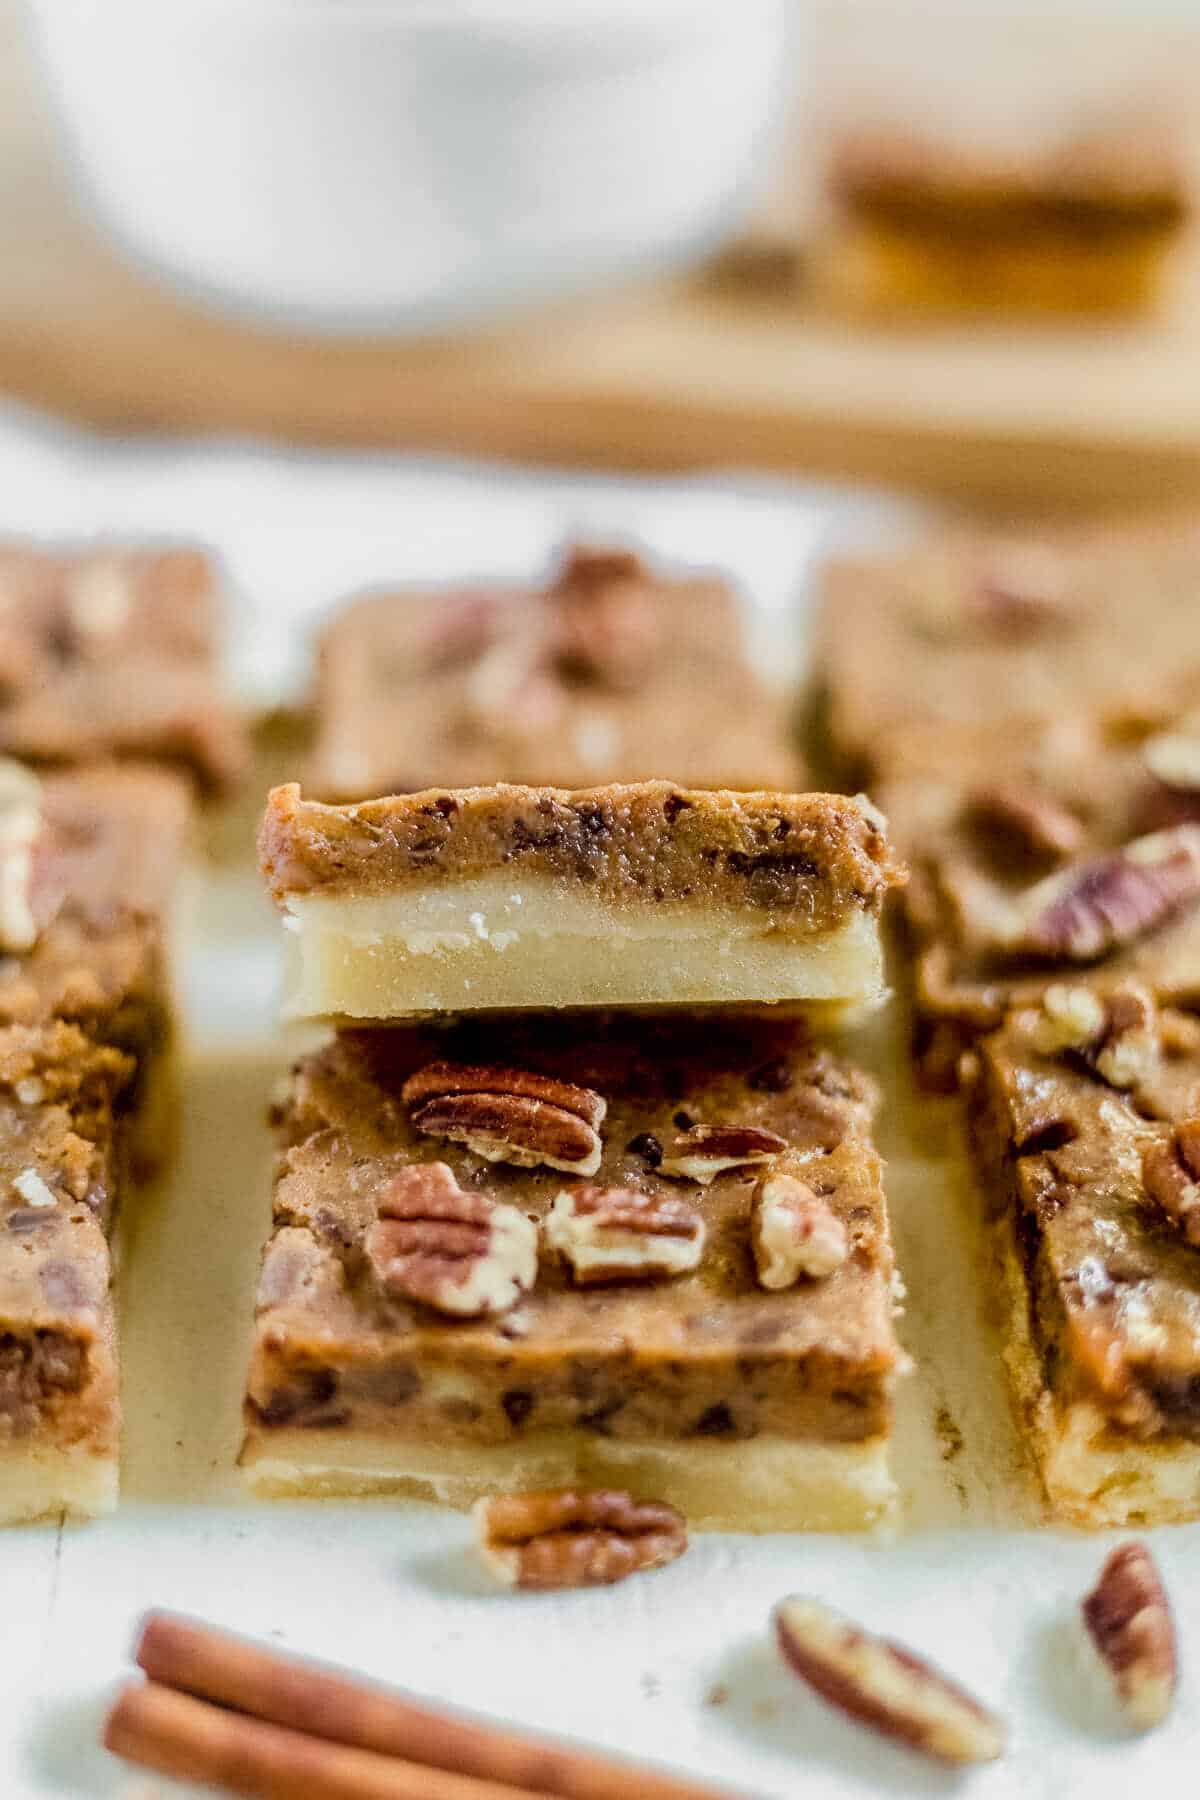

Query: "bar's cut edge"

xmin=0 ymin=1440 xmax=118 ymax=1524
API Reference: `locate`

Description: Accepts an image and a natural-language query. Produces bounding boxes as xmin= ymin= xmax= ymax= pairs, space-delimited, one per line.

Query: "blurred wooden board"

xmin=8 ymin=19 xmax=1200 ymax=510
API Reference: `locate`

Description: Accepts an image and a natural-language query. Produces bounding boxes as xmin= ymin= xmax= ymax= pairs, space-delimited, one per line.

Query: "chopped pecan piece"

xmin=474 ymin=1487 xmax=686 ymax=1590
xmin=403 ymin=1062 xmax=605 ymax=1176
xmin=751 ymin=1174 xmax=847 ymax=1289
xmin=968 ymin=782 xmax=1084 ymax=863
xmin=364 ymin=1162 xmax=537 ymax=1319
xmin=659 ymin=1123 xmax=785 ymax=1185
xmin=0 ymin=759 xmax=42 ymax=953
xmin=1142 ymin=1119 xmax=1200 ymax=1246
xmin=1028 ymin=983 xmax=1159 ymax=1090
xmin=774 ymin=1596 xmax=1005 ymax=1766
xmin=545 ymin=1184 xmax=704 ymax=1284
xmin=1082 ymin=1542 xmax=1177 ymax=1731
xmin=1015 ymin=827 xmax=1200 ymax=962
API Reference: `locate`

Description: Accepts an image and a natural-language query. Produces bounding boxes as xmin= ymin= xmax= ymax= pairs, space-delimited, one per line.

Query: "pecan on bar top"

xmin=240 ymin=1012 xmax=907 ymax=1531
xmin=308 ymin=544 xmax=804 ymax=800
xmin=259 ymin=781 xmax=902 ymax=1017
xmin=967 ymin=988 xmax=1200 ymax=1527
xmin=0 ymin=1022 xmax=134 ymax=1524
xmin=815 ymin=521 xmax=1200 ymax=786
xmin=875 ymin=721 xmax=1200 ymax=1088
xmin=0 ymin=544 xmax=247 ymax=793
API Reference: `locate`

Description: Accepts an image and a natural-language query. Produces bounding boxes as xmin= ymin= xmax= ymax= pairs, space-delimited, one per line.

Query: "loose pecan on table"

xmin=545 ymin=1184 xmax=704 ymax=1284
xmin=403 ymin=1061 xmax=605 ymax=1176
xmin=658 ymin=1123 xmax=785 ymax=1185
xmin=1082 ymin=1541 xmax=1177 ymax=1731
xmin=474 ymin=1487 xmax=687 ymax=1590
xmin=364 ymin=1162 xmax=537 ymax=1319
xmin=773 ymin=1596 xmax=1006 ymax=1766
xmin=751 ymin=1173 xmax=847 ymax=1289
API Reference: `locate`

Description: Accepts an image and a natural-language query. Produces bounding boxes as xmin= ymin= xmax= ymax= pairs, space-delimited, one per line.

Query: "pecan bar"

xmin=240 ymin=1013 xmax=907 ymax=1530
xmin=308 ymin=546 xmax=803 ymax=800
xmin=875 ymin=721 xmax=1200 ymax=1087
xmin=0 ymin=1022 xmax=134 ymax=1522
xmin=259 ymin=781 xmax=901 ymax=1018
xmin=967 ymin=991 xmax=1200 ymax=1526
xmin=815 ymin=523 xmax=1200 ymax=786
xmin=822 ymin=118 xmax=1188 ymax=316
xmin=0 ymin=543 xmax=247 ymax=793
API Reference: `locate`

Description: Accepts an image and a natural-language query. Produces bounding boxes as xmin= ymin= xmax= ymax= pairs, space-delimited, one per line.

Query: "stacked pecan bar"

xmin=817 ymin=522 xmax=1200 ymax=1524
xmin=243 ymin=780 xmax=909 ymax=1528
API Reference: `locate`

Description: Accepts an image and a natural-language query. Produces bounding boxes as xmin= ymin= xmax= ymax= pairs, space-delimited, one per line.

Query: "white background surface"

xmin=0 ymin=405 xmax=1196 ymax=1799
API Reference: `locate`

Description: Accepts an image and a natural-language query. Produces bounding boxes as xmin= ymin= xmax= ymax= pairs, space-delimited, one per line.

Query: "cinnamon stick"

xmin=135 ymin=1612 xmax=738 ymax=1800
xmin=105 ymin=1680 xmax=548 ymax=1800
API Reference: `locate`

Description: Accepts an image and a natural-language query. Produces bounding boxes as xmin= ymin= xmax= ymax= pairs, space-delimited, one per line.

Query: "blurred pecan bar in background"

xmin=821 ymin=119 xmax=1190 ymax=316
xmin=259 ymin=780 xmax=901 ymax=1018
xmin=307 ymin=546 xmax=803 ymax=799
xmin=0 ymin=1022 xmax=133 ymax=1523
xmin=815 ymin=525 xmax=1200 ymax=788
xmin=240 ymin=1012 xmax=906 ymax=1529
xmin=967 ymin=989 xmax=1200 ymax=1526
xmin=0 ymin=544 xmax=247 ymax=793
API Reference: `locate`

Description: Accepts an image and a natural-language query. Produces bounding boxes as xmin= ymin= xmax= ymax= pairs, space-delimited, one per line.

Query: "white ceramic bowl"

xmin=28 ymin=0 xmax=791 ymax=332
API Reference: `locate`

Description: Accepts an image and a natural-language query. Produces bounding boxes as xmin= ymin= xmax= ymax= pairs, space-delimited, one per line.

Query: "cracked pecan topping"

xmin=774 ymin=1596 xmax=1006 ymax=1766
xmin=751 ymin=1173 xmax=848 ymax=1289
xmin=364 ymin=1162 xmax=538 ymax=1319
xmin=403 ymin=1061 xmax=605 ymax=1176
xmin=1014 ymin=827 xmax=1200 ymax=962
xmin=474 ymin=1486 xmax=687 ymax=1589
xmin=1028 ymin=983 xmax=1159 ymax=1090
xmin=1142 ymin=1119 xmax=1200 ymax=1246
xmin=545 ymin=1184 xmax=704 ymax=1285
xmin=659 ymin=1123 xmax=785 ymax=1185
xmin=1082 ymin=1542 xmax=1177 ymax=1731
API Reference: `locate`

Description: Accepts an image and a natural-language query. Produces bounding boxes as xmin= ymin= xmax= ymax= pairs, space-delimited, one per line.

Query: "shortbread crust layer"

xmin=241 ymin=1015 xmax=906 ymax=1529
xmin=262 ymin=782 xmax=900 ymax=1017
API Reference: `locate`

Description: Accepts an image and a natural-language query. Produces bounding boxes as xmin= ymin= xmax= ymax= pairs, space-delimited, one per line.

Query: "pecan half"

xmin=968 ymin=782 xmax=1084 ymax=864
xmin=0 ymin=759 xmax=42 ymax=954
xmin=364 ymin=1162 xmax=538 ymax=1319
xmin=659 ymin=1123 xmax=785 ymax=1185
xmin=475 ymin=1487 xmax=686 ymax=1590
xmin=403 ymin=1062 xmax=605 ymax=1176
xmin=545 ymin=1185 xmax=704 ymax=1284
xmin=1029 ymin=983 xmax=1159 ymax=1090
xmin=1142 ymin=1119 xmax=1200 ymax=1246
xmin=774 ymin=1597 xmax=1005 ymax=1766
xmin=751 ymin=1174 xmax=847 ymax=1289
xmin=1015 ymin=827 xmax=1200 ymax=962
xmin=1082 ymin=1542 xmax=1177 ymax=1731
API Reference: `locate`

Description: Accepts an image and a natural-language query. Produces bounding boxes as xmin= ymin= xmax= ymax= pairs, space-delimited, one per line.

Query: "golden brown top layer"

xmin=259 ymin=781 xmax=902 ymax=926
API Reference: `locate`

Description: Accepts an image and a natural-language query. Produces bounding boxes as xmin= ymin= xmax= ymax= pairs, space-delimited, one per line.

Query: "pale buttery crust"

xmin=239 ymin=1430 xmax=895 ymax=1533
xmin=261 ymin=783 xmax=900 ymax=1018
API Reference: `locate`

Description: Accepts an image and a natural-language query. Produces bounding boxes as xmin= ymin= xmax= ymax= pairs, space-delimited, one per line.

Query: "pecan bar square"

xmin=0 ymin=543 xmax=247 ymax=793
xmin=240 ymin=1013 xmax=907 ymax=1530
xmin=815 ymin=524 xmax=1200 ymax=786
xmin=967 ymin=988 xmax=1200 ymax=1527
xmin=874 ymin=722 xmax=1200 ymax=1088
xmin=0 ymin=1022 xmax=134 ymax=1522
xmin=308 ymin=546 xmax=804 ymax=800
xmin=259 ymin=781 xmax=901 ymax=1018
